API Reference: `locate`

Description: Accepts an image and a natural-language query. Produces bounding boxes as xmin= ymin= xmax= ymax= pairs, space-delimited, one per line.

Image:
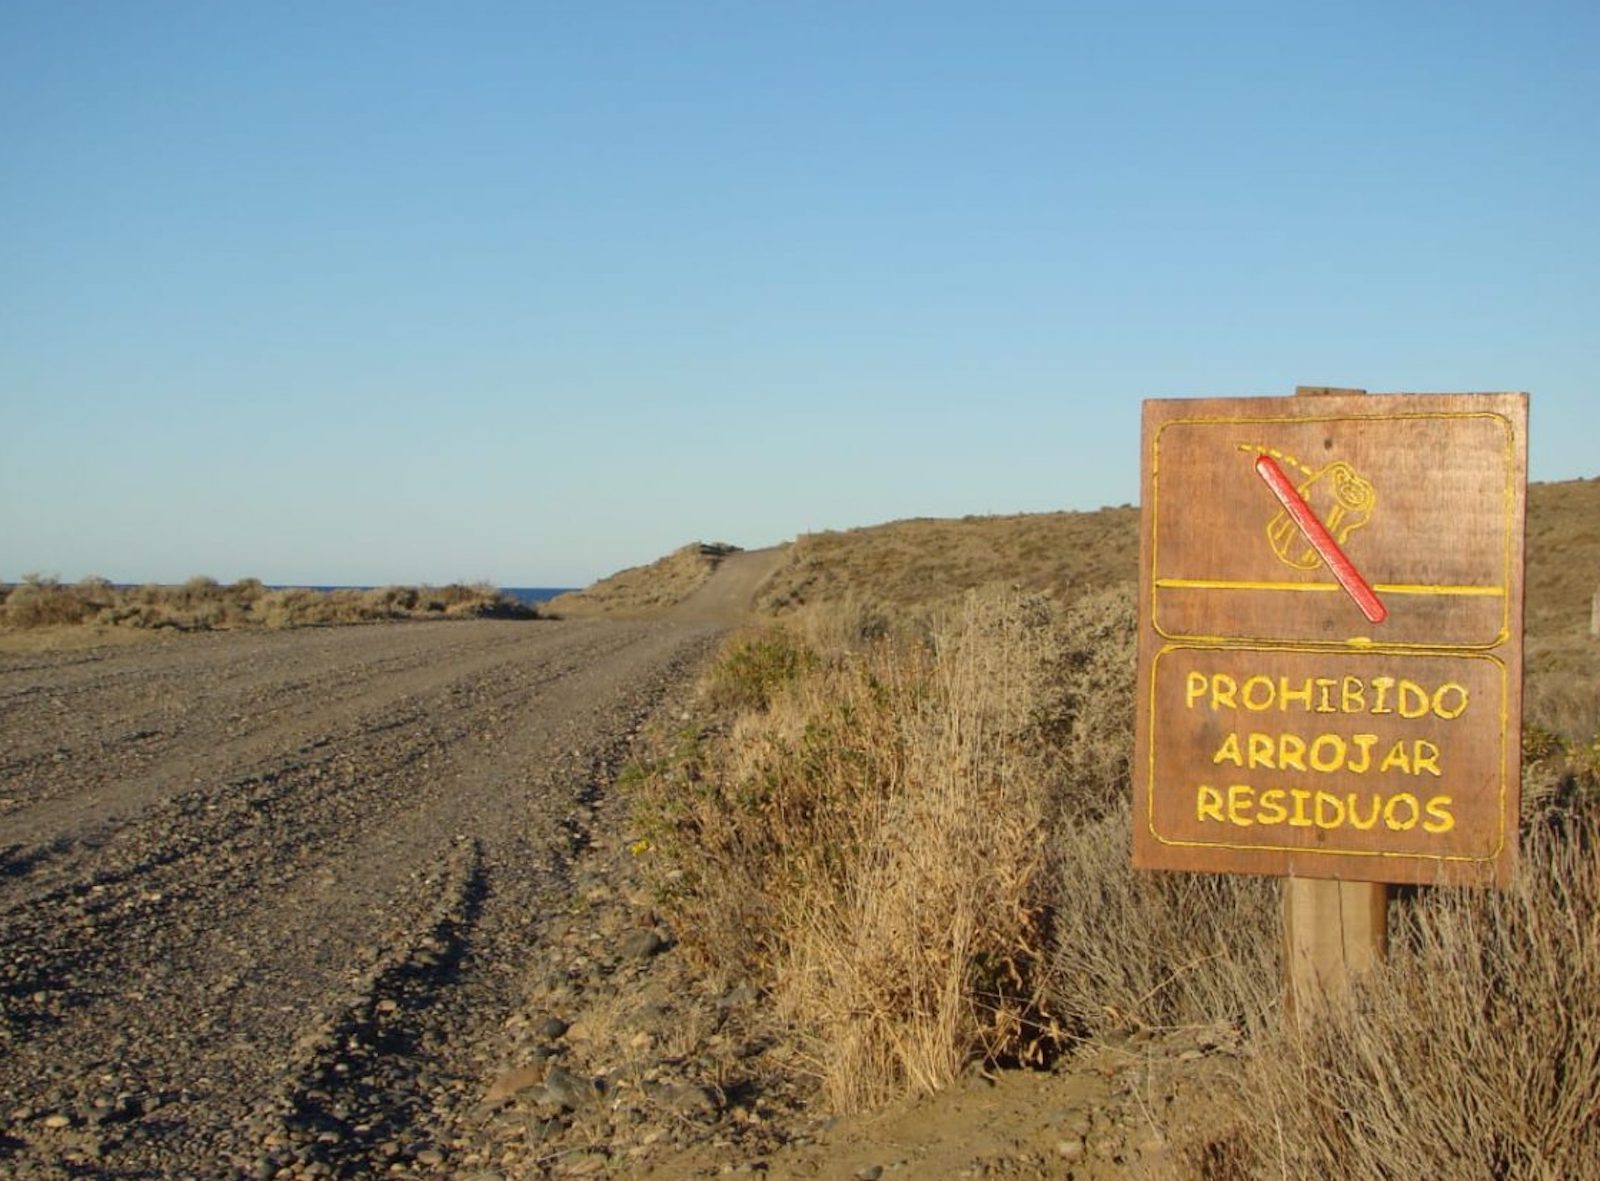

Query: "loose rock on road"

xmin=0 ymin=616 xmax=720 ymax=1178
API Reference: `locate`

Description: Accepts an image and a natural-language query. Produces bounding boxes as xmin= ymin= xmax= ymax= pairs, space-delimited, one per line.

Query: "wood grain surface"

xmin=1133 ymin=392 xmax=1527 ymax=886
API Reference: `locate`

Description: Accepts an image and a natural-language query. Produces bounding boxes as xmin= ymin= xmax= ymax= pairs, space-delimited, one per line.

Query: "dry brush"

xmin=627 ymin=576 xmax=1600 ymax=1173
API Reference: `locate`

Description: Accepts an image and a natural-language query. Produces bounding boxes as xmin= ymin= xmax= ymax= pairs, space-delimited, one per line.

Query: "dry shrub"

xmin=362 ymin=585 xmax=421 ymax=614
xmin=636 ymin=626 xmax=917 ymax=979
xmin=253 ymin=588 xmax=361 ymax=628
xmin=637 ymin=582 xmax=1277 ymax=1111
xmin=0 ymin=576 xmax=534 ymax=632
xmin=250 ymin=585 xmax=522 ymax=627
xmin=776 ymin=590 xmax=1063 ymax=1110
xmin=786 ymin=588 xmax=904 ymax=656
xmin=1521 ymin=727 xmax=1600 ymax=830
xmin=1524 ymin=631 xmax=1600 ymax=744
xmin=2 ymin=574 xmax=91 ymax=627
xmin=74 ymin=575 xmax=119 ymax=612
xmin=636 ymin=590 xmax=1067 ymax=1111
xmin=1035 ymin=583 xmax=1141 ymax=815
xmin=1050 ymin=799 xmax=1280 ymax=1039
xmin=1042 ymin=584 xmax=1281 ymax=1037
xmin=1194 ymin=797 xmax=1600 ymax=1181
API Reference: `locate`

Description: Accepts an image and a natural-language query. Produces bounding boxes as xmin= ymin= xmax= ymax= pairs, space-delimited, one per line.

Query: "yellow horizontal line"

xmin=1375 ymin=583 xmax=1507 ymax=597
xmin=1155 ymin=579 xmax=1505 ymax=597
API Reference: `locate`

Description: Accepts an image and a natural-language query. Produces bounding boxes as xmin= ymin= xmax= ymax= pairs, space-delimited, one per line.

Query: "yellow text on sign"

xmin=1144 ymin=643 xmax=1508 ymax=866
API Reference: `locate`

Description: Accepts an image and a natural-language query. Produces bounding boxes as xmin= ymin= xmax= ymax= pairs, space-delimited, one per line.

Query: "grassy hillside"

xmin=1523 ymin=478 xmax=1600 ymax=736
xmin=750 ymin=477 xmax=1599 ymax=647
xmin=545 ymin=542 xmax=741 ymax=617
xmin=754 ymin=506 xmax=1140 ymax=616
xmin=1526 ymin=477 xmax=1600 ymax=635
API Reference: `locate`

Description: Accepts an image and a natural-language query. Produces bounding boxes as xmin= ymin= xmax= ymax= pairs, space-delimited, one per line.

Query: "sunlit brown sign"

xmin=1132 ymin=392 xmax=1527 ymax=886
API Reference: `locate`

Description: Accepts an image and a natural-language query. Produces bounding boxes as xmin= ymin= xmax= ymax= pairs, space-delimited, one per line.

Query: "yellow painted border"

xmin=1143 ymin=643 xmax=1509 ymax=865
xmin=1149 ymin=410 xmax=1519 ymax=651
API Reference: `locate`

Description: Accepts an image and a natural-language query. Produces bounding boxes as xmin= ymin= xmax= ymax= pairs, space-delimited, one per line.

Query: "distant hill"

xmin=544 ymin=543 xmax=741 ymax=617
xmin=753 ymin=506 xmax=1141 ymax=616
xmin=756 ymin=479 xmax=1599 ymax=633
xmin=1526 ymin=478 xmax=1600 ymax=642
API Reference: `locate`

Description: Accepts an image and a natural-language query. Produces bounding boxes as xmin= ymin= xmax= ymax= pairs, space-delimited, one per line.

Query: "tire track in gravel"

xmin=0 ymin=616 xmax=723 ymax=1179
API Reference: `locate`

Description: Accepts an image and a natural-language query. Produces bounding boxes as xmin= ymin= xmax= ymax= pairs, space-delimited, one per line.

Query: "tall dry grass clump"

xmin=775 ymin=591 xmax=1065 ymax=1110
xmin=637 ymin=590 xmax=1071 ymax=1110
xmin=783 ymin=588 xmax=908 ymax=657
xmin=1049 ymin=795 xmax=1281 ymax=1039
xmin=1195 ymin=783 xmax=1600 ymax=1180
xmin=634 ymin=583 xmax=1287 ymax=1110
xmin=1040 ymin=587 xmax=1282 ymax=1038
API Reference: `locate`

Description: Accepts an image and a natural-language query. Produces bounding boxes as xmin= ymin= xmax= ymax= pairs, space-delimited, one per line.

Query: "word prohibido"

xmin=1184 ymin=672 xmax=1470 ymax=721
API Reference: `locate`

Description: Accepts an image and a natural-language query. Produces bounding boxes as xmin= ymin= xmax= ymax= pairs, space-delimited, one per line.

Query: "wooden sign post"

xmin=1132 ymin=388 xmax=1528 ymax=1008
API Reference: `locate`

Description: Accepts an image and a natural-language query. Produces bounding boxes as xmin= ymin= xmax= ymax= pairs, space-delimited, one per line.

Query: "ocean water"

xmin=502 ymin=587 xmax=575 ymax=605
xmin=282 ymin=586 xmax=574 ymax=604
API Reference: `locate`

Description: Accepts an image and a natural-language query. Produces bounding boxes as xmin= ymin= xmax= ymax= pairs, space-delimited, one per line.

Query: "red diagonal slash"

xmin=1253 ymin=454 xmax=1387 ymax=625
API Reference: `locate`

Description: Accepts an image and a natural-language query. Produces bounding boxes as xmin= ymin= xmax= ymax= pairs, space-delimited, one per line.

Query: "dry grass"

xmin=755 ymin=508 xmax=1140 ymax=618
xmin=631 ymin=585 xmax=1283 ymax=1113
xmin=634 ymin=590 xmax=1070 ymax=1110
xmin=1028 ymin=587 xmax=1285 ymax=1040
xmin=773 ymin=592 xmax=1066 ymax=1110
xmin=0 ymin=574 xmax=537 ymax=633
xmin=545 ymin=543 xmax=740 ymax=617
xmin=1525 ymin=477 xmax=1600 ymax=640
xmin=1522 ymin=478 xmax=1600 ymax=742
xmin=624 ymin=476 xmax=1600 ymax=1157
xmin=1191 ymin=774 xmax=1600 ymax=1180
xmin=1051 ymin=798 xmax=1282 ymax=1039
xmin=0 ymin=573 xmax=119 ymax=626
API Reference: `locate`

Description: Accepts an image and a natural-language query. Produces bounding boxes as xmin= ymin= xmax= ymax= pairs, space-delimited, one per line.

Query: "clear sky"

xmin=3 ymin=1 xmax=1596 ymax=587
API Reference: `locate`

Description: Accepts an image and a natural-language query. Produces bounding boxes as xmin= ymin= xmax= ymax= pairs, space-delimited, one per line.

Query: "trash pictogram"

xmin=1250 ymin=450 xmax=1387 ymax=625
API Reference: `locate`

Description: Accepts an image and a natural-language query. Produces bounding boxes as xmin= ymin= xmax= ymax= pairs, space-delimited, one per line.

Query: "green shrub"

xmin=702 ymin=628 xmax=818 ymax=712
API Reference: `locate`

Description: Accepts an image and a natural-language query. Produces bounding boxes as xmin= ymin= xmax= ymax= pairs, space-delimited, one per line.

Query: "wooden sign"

xmin=1133 ymin=392 xmax=1527 ymax=886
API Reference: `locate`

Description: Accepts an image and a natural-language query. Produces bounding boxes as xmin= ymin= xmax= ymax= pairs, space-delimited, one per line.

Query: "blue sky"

xmin=3 ymin=1 xmax=1595 ymax=587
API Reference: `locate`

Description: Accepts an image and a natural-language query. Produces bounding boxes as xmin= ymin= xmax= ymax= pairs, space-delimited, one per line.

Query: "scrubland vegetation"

xmin=628 ymin=478 xmax=1600 ymax=1177
xmin=0 ymin=574 xmax=537 ymax=632
xmin=546 ymin=542 xmax=740 ymax=617
xmin=756 ymin=507 xmax=1140 ymax=617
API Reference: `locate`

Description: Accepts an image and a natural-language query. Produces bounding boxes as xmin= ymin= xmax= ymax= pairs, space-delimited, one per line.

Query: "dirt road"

xmin=0 ymin=616 xmax=720 ymax=1178
xmin=670 ymin=547 xmax=787 ymax=623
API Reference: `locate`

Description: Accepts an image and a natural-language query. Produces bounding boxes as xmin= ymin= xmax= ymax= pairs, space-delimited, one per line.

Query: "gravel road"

xmin=0 ymin=617 xmax=721 ymax=1179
